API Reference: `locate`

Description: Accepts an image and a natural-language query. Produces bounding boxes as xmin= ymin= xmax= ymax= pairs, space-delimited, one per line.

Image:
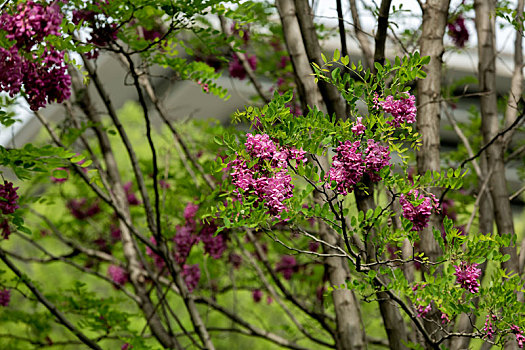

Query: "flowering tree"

xmin=0 ymin=0 xmax=524 ymax=349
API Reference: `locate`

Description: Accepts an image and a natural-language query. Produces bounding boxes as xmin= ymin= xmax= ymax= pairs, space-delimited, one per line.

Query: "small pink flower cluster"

xmin=511 ymin=325 xmax=525 ymax=348
xmin=252 ymin=289 xmax=263 ymax=303
xmin=107 ymin=265 xmax=128 ymax=286
xmin=0 ymin=1 xmax=71 ymax=110
xmin=230 ymin=133 xmax=306 ymax=215
xmin=72 ymin=5 xmax=118 ymax=60
xmin=229 ymin=54 xmax=257 ymax=80
xmin=328 ymin=139 xmax=390 ymax=195
xmin=145 ymin=236 xmax=165 ymax=269
xmin=399 ymin=190 xmax=439 ymax=232
xmin=174 ymin=224 xmax=199 ymax=264
xmin=173 ymin=203 xmax=227 ymax=264
xmin=447 ymin=15 xmax=469 ymax=48
xmin=0 ymin=181 xmax=19 ymax=215
xmin=275 ymin=255 xmax=298 ymax=280
xmin=351 ymin=117 xmax=366 ymax=136
xmin=484 ymin=314 xmax=497 ymax=340
xmin=200 ymin=221 xmax=226 ymax=259
xmin=416 ymin=303 xmax=431 ymax=318
xmin=453 ymin=262 xmax=481 ymax=294
xmin=67 ymin=198 xmax=101 ymax=220
xmin=374 ymin=93 xmax=416 ymax=128
xmin=0 ymin=289 xmax=10 ymax=307
xmin=123 ymin=182 xmax=140 ymax=206
xmin=182 ymin=264 xmax=200 ymax=292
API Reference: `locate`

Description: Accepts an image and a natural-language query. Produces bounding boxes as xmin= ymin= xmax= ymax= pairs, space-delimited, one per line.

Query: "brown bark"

xmin=415 ymin=0 xmax=450 ymax=346
xmin=70 ymin=65 xmax=180 ymax=349
xmin=416 ymin=0 xmax=450 ymax=263
xmin=355 ymin=188 xmax=409 ymax=350
xmin=294 ymin=0 xmax=347 ymax=120
xmin=474 ymin=1 xmax=520 ymax=347
xmin=276 ymin=1 xmax=366 ymax=349
xmin=348 ymin=0 xmax=374 ymax=69
xmin=474 ymin=0 xmax=519 ymax=275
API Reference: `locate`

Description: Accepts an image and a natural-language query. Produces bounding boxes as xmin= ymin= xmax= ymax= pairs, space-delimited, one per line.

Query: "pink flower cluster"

xmin=399 ymin=190 xmax=439 ymax=232
xmin=72 ymin=5 xmax=118 ymax=59
xmin=275 ymin=255 xmax=298 ymax=280
xmin=484 ymin=314 xmax=497 ymax=340
xmin=416 ymin=302 xmax=431 ymax=318
xmin=328 ymin=140 xmax=390 ymax=195
xmin=511 ymin=325 xmax=525 ymax=348
xmin=200 ymin=222 xmax=226 ymax=259
xmin=1 ymin=219 xmax=11 ymax=240
xmin=123 ymin=182 xmax=140 ymax=206
xmin=182 ymin=264 xmax=200 ymax=292
xmin=374 ymin=93 xmax=417 ymax=128
xmin=230 ymin=133 xmax=306 ymax=215
xmin=351 ymin=117 xmax=366 ymax=136
xmin=0 ymin=181 xmax=19 ymax=215
xmin=229 ymin=54 xmax=257 ymax=80
xmin=0 ymin=1 xmax=71 ymax=110
xmin=448 ymin=15 xmax=469 ymax=48
xmin=453 ymin=262 xmax=481 ymax=294
xmin=252 ymin=289 xmax=263 ymax=303
xmin=174 ymin=225 xmax=199 ymax=264
xmin=145 ymin=236 xmax=165 ymax=269
xmin=67 ymin=198 xmax=101 ymax=220
xmin=107 ymin=265 xmax=128 ymax=286
xmin=0 ymin=289 xmax=10 ymax=307
xmin=172 ymin=203 xmax=227 ymax=264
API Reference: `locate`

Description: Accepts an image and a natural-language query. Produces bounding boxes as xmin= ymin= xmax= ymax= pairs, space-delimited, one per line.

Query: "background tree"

xmin=0 ymin=0 xmax=524 ymax=349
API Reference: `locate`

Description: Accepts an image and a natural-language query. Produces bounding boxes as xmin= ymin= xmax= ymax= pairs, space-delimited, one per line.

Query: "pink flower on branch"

xmin=375 ymin=93 xmax=416 ymax=128
xmin=0 ymin=289 xmax=10 ymax=307
xmin=453 ymin=261 xmax=481 ymax=294
xmin=230 ymin=133 xmax=305 ymax=216
xmin=399 ymin=190 xmax=439 ymax=232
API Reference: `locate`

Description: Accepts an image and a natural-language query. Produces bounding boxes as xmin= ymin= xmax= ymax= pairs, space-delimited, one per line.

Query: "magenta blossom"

xmin=275 ymin=255 xmax=298 ymax=280
xmin=511 ymin=325 xmax=525 ymax=348
xmin=252 ymin=289 xmax=263 ymax=303
xmin=173 ymin=225 xmax=199 ymax=264
xmin=0 ymin=181 xmax=19 ymax=215
xmin=399 ymin=190 xmax=439 ymax=231
xmin=448 ymin=15 xmax=469 ymax=48
xmin=375 ymin=93 xmax=417 ymax=127
xmin=230 ymin=133 xmax=305 ymax=216
xmin=182 ymin=264 xmax=200 ymax=292
xmin=351 ymin=117 xmax=366 ymax=135
xmin=453 ymin=262 xmax=481 ymax=294
xmin=107 ymin=265 xmax=128 ymax=286
xmin=200 ymin=222 xmax=227 ymax=259
xmin=0 ymin=289 xmax=10 ymax=307
xmin=228 ymin=54 xmax=257 ymax=80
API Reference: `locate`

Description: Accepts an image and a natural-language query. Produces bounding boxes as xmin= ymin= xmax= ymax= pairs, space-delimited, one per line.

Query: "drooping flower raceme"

xmin=0 ymin=1 xmax=71 ymax=110
xmin=448 ymin=15 xmax=469 ymax=48
xmin=0 ymin=289 xmax=10 ymax=307
xmin=0 ymin=181 xmax=19 ymax=215
xmin=230 ymin=133 xmax=306 ymax=216
xmin=275 ymin=255 xmax=298 ymax=280
xmin=399 ymin=190 xmax=439 ymax=232
xmin=374 ymin=93 xmax=417 ymax=128
xmin=484 ymin=314 xmax=497 ymax=340
xmin=511 ymin=325 xmax=525 ymax=348
xmin=454 ymin=262 xmax=481 ymax=294
xmin=107 ymin=265 xmax=128 ymax=286
xmin=327 ymin=139 xmax=390 ymax=195
xmin=182 ymin=264 xmax=200 ymax=292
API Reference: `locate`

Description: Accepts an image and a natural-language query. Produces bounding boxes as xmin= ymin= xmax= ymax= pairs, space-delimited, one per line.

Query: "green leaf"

xmin=333 ymin=49 xmax=340 ymax=62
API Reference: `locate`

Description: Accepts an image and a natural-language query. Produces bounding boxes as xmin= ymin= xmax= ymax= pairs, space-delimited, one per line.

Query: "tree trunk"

xmin=276 ymin=1 xmax=366 ymax=348
xmin=474 ymin=0 xmax=520 ymax=348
